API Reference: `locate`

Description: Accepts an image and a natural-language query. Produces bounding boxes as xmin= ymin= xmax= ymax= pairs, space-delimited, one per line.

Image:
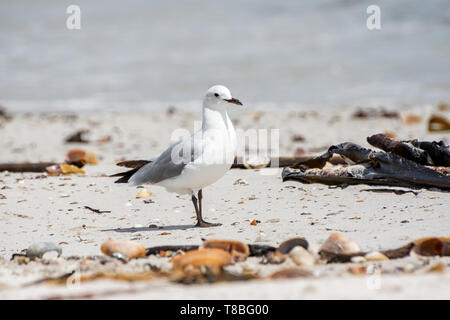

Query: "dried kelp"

xmin=282 ymin=142 xmax=450 ymax=190
xmin=367 ymin=134 xmax=450 ymax=166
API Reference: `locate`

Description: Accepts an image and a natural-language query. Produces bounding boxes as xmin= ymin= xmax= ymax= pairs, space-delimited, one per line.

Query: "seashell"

xmin=428 ymin=115 xmax=450 ymax=132
xmin=170 ymin=249 xmax=232 ymax=271
xmin=233 ymin=178 xmax=248 ymax=185
xmin=255 ymin=231 xmax=266 ymax=242
xmin=427 ymin=262 xmax=445 ymax=273
xmin=46 ymin=164 xmax=63 ymax=175
xmin=438 ymin=102 xmax=450 ymax=111
xmin=111 ymin=252 xmax=128 ymax=262
xmin=101 ymin=239 xmax=146 ymax=259
xmin=269 ymin=267 xmax=312 ymax=279
xmin=348 ymin=265 xmax=367 ymax=275
xmin=402 ymin=113 xmax=422 ymax=124
xmin=85 ymin=152 xmax=99 ymax=165
xmin=243 ymin=156 xmax=270 ymax=169
xmin=288 ymin=246 xmax=315 ymax=266
xmin=400 ymin=264 xmax=415 ymax=273
xmin=320 ymin=233 xmax=360 ymax=255
xmin=47 ymin=163 xmax=85 ymax=175
xmin=266 ymin=250 xmax=287 ymax=264
xmin=26 ymin=242 xmax=62 ymax=259
xmin=201 ymin=239 xmax=250 ymax=262
xmin=364 ymin=251 xmax=389 ymax=261
xmin=277 ymin=237 xmax=308 ymax=254
xmin=412 ymin=237 xmax=450 ymax=257
xmin=136 ymin=189 xmax=152 ymax=199
xmin=350 ymin=256 xmax=366 ymax=263
xmin=65 ymin=149 xmax=98 ymax=166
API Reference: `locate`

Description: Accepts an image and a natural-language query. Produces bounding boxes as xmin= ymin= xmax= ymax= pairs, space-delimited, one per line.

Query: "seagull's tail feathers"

xmin=110 ymin=160 xmax=152 ymax=184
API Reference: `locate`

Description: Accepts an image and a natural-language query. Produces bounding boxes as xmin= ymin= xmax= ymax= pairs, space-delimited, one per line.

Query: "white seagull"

xmin=112 ymin=85 xmax=243 ymax=227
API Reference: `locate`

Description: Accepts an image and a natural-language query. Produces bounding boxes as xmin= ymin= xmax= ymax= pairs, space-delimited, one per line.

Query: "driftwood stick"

xmin=0 ymin=162 xmax=56 ymax=173
xmin=145 ymin=244 xmax=277 ymax=257
xmin=146 ymin=245 xmax=200 ymax=256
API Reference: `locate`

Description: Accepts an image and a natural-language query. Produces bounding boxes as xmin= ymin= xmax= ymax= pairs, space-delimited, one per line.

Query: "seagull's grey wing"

xmin=128 ymin=134 xmax=203 ymax=186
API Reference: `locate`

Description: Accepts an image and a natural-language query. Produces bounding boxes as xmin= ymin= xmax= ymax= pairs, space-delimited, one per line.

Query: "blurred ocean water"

xmin=1 ymin=0 xmax=450 ymax=112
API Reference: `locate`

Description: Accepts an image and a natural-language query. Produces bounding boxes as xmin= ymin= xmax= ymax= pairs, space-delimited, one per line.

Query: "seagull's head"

xmin=203 ymin=85 xmax=243 ymax=111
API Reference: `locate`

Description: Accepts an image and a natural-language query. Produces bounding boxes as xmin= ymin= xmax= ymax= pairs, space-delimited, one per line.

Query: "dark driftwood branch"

xmin=84 ymin=206 xmax=111 ymax=214
xmin=0 ymin=162 xmax=56 ymax=173
xmin=319 ymin=242 xmax=415 ymax=263
xmin=145 ymin=244 xmax=276 ymax=257
xmin=146 ymin=245 xmax=200 ymax=256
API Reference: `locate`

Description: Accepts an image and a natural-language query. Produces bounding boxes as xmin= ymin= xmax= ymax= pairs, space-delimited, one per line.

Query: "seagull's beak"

xmin=225 ymin=97 xmax=243 ymax=106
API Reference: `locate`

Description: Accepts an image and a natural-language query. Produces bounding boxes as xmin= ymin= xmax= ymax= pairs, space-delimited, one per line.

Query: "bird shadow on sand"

xmin=100 ymin=224 xmax=196 ymax=233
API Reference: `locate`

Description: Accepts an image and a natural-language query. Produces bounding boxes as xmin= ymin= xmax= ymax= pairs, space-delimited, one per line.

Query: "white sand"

xmin=0 ymin=105 xmax=449 ymax=299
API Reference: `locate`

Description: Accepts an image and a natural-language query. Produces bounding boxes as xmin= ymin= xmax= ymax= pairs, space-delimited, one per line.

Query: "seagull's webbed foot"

xmin=195 ymin=220 xmax=222 ymax=228
xmin=192 ymin=189 xmax=221 ymax=228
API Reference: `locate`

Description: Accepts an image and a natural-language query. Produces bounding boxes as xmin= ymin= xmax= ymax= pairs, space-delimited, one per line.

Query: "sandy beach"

xmin=0 ymin=105 xmax=449 ymax=299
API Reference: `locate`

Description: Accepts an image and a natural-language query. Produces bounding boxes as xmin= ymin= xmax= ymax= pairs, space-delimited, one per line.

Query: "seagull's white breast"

xmin=157 ymin=109 xmax=237 ymax=194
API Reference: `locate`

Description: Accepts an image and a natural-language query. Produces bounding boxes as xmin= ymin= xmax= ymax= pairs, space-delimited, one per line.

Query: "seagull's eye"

xmin=214 ymin=93 xmax=219 ymax=97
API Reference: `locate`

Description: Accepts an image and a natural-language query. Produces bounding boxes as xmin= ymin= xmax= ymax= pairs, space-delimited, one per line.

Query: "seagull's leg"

xmin=191 ymin=193 xmax=200 ymax=217
xmin=195 ymin=189 xmax=221 ymax=227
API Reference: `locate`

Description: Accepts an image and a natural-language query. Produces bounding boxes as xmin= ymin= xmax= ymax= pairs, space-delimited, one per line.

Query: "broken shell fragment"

xmin=170 ymin=248 xmax=232 ymax=271
xmin=65 ymin=149 xmax=99 ymax=166
xmin=46 ymin=164 xmax=85 ymax=176
xmin=402 ymin=113 xmax=422 ymax=124
xmin=26 ymin=242 xmax=62 ymax=260
xmin=233 ymin=178 xmax=249 ymax=185
xmin=277 ymin=237 xmax=309 ymax=254
xmin=243 ymin=156 xmax=271 ymax=169
xmin=60 ymin=164 xmax=86 ymax=174
xmin=288 ymin=246 xmax=315 ymax=266
xmin=136 ymin=189 xmax=152 ymax=199
xmin=266 ymin=250 xmax=287 ymax=264
xmin=350 ymin=256 xmax=367 ymax=263
xmin=170 ymin=249 xmax=232 ymax=283
xmin=348 ymin=265 xmax=367 ymax=275
xmin=364 ymin=251 xmax=389 ymax=261
xmin=201 ymin=239 xmax=250 ymax=262
xmin=320 ymin=233 xmax=361 ymax=255
xmin=101 ymin=239 xmax=146 ymax=259
xmin=412 ymin=237 xmax=450 ymax=257
xmin=427 ymin=262 xmax=445 ymax=273
xmin=428 ymin=115 xmax=450 ymax=132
